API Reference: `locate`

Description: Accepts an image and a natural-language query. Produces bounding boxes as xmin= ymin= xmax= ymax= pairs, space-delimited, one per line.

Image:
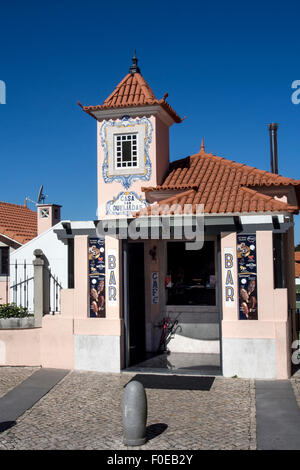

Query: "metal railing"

xmin=4 ymin=261 xmax=62 ymax=315
xmin=48 ymin=267 xmax=62 ymax=314
xmin=10 ymin=261 xmax=34 ymax=311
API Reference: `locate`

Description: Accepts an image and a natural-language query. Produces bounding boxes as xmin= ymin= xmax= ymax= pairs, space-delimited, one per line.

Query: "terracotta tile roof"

xmin=139 ymin=150 xmax=300 ymax=215
xmin=80 ymin=72 xmax=182 ymax=123
xmin=142 ymin=184 xmax=199 ymax=192
xmin=295 ymin=252 xmax=300 ymax=262
xmin=0 ymin=201 xmax=37 ymax=244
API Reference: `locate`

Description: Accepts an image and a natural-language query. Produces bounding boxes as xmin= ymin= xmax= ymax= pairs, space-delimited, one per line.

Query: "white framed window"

xmin=104 ymin=120 xmax=146 ymax=177
xmin=114 ymin=133 xmax=138 ymax=169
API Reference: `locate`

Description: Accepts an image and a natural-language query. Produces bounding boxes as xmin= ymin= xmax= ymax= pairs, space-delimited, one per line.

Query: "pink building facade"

xmin=0 ymin=55 xmax=299 ymax=379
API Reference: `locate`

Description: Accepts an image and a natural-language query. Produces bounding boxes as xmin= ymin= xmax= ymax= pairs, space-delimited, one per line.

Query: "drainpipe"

xmin=268 ymin=123 xmax=279 ymax=174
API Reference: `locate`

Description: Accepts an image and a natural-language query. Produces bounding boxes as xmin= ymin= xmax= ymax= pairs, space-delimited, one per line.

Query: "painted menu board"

xmin=89 ymin=238 xmax=105 ymax=318
xmin=237 ymin=234 xmax=258 ymax=320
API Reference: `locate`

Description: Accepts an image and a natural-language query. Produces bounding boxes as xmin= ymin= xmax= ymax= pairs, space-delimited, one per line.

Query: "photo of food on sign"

xmin=237 ymin=234 xmax=258 ymax=320
xmin=237 ymin=235 xmax=257 ymax=274
xmin=89 ymin=238 xmax=105 ymax=318
xmin=239 ymin=275 xmax=258 ymax=320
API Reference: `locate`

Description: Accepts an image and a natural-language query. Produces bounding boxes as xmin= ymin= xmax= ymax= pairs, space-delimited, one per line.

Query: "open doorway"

xmin=125 ymin=242 xmax=146 ymax=367
xmin=124 ymin=238 xmax=221 ymax=375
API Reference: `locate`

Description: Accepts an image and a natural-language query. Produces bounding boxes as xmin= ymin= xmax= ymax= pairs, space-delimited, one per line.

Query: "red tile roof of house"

xmin=0 ymin=201 xmax=37 ymax=244
xmin=139 ymin=149 xmax=300 ymax=215
xmin=80 ymin=72 xmax=182 ymax=123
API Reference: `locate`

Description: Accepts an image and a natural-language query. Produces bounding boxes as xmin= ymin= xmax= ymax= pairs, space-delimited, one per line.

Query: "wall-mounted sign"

xmin=106 ymin=191 xmax=148 ymax=217
xmin=224 ymin=248 xmax=235 ymax=307
xmin=237 ymin=234 xmax=258 ymax=320
xmin=89 ymin=238 xmax=105 ymax=318
xmin=107 ymin=249 xmax=118 ymax=307
xmin=151 ymin=272 xmax=159 ymax=304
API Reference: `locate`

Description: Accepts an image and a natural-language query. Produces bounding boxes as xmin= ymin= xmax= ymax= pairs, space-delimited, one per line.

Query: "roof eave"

xmin=80 ymin=102 xmax=182 ymax=125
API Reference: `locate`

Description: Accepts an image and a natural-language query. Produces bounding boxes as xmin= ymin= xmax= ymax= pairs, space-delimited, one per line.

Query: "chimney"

xmin=268 ymin=123 xmax=279 ymax=174
xmin=37 ymin=204 xmax=61 ymax=236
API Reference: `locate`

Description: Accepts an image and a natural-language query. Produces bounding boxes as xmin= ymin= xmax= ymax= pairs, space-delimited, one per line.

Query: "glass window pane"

xmin=166 ymin=241 xmax=216 ymax=306
xmin=0 ymin=247 xmax=9 ymax=275
xmin=122 ymin=141 xmax=132 ymax=162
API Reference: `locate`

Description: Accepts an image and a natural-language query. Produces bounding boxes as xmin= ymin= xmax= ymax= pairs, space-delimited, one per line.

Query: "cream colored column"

xmin=144 ymin=240 xmax=161 ymax=352
xmin=256 ymin=230 xmax=290 ymax=378
xmin=105 ymin=235 xmax=122 ymax=320
xmin=257 ymin=231 xmax=276 ymax=321
xmin=74 ymin=235 xmax=89 ymax=318
xmin=220 ymin=232 xmax=238 ymax=322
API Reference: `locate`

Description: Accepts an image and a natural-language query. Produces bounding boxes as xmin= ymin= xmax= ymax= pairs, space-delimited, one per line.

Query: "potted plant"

xmin=0 ymin=303 xmax=35 ymax=329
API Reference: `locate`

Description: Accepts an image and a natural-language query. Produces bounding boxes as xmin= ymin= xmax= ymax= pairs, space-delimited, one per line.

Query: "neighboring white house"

xmin=9 ymin=217 xmax=98 ymax=313
xmin=0 ymin=201 xmax=37 ymax=305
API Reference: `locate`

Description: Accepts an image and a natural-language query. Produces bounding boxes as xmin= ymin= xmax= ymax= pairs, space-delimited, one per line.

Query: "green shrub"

xmin=0 ymin=303 xmax=34 ymax=318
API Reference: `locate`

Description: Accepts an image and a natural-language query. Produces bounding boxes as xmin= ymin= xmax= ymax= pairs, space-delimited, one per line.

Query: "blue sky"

xmin=0 ymin=1 xmax=299 ymax=242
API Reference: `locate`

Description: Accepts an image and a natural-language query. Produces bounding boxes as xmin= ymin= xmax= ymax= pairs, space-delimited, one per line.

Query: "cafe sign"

xmin=151 ymin=272 xmax=159 ymax=304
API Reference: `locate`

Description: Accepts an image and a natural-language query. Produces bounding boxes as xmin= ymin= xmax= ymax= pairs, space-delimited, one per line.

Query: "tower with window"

xmin=80 ymin=53 xmax=182 ymax=218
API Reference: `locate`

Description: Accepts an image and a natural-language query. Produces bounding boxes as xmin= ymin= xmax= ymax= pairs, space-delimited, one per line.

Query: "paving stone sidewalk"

xmin=0 ymin=369 xmax=256 ymax=450
xmin=0 ymin=367 xmax=39 ymax=399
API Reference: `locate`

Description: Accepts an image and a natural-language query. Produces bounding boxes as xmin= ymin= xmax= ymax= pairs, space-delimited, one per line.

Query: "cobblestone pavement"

xmin=0 ymin=369 xmax=257 ymax=450
xmin=0 ymin=367 xmax=39 ymax=399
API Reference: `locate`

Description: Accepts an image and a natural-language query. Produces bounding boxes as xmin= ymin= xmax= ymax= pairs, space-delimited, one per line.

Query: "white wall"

xmin=222 ymin=338 xmax=277 ymax=379
xmin=10 ymin=222 xmax=69 ymax=312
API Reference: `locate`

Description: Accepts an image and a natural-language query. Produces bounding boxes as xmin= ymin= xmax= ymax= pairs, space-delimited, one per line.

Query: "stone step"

xmin=177 ymin=322 xmax=220 ymax=341
xmin=168 ymin=334 xmax=220 ymax=354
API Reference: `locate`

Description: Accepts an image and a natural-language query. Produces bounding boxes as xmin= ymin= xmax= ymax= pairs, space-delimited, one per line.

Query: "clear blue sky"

xmin=0 ymin=1 xmax=299 ymax=242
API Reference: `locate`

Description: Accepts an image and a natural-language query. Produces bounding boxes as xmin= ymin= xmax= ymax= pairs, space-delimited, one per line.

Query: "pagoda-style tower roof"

xmin=79 ymin=53 xmax=182 ymax=123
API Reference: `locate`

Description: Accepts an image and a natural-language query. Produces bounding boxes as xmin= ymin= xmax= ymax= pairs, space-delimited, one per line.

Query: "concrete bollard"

xmin=122 ymin=380 xmax=147 ymax=446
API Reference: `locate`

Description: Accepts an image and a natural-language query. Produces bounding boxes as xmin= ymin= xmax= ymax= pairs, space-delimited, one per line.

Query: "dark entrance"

xmin=125 ymin=242 xmax=146 ymax=367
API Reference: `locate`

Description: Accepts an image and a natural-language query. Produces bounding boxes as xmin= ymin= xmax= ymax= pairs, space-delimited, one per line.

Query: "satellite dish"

xmin=25 ymin=185 xmax=48 ymax=208
xmin=37 ymin=185 xmax=47 ymax=204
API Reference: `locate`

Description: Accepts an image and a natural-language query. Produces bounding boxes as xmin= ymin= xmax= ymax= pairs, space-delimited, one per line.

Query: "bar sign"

xmin=107 ymin=249 xmax=117 ymax=307
xmin=224 ymin=248 xmax=235 ymax=307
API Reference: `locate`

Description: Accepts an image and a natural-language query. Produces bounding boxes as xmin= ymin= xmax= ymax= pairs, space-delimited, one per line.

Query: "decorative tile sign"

xmin=237 ymin=234 xmax=258 ymax=320
xmin=107 ymin=249 xmax=118 ymax=307
xmin=89 ymin=238 xmax=105 ymax=318
xmin=151 ymin=272 xmax=159 ymax=304
xmin=106 ymin=191 xmax=148 ymax=217
xmin=224 ymin=248 xmax=235 ymax=307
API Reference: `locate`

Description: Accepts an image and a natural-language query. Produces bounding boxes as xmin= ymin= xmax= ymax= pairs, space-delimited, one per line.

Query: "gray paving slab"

xmin=255 ymin=380 xmax=300 ymax=450
xmin=0 ymin=368 xmax=69 ymax=425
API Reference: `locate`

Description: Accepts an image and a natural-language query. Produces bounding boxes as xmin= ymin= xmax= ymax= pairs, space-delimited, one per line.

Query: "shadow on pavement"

xmin=0 ymin=421 xmax=16 ymax=433
xmin=146 ymin=423 xmax=168 ymax=441
xmin=126 ymin=374 xmax=215 ymax=391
